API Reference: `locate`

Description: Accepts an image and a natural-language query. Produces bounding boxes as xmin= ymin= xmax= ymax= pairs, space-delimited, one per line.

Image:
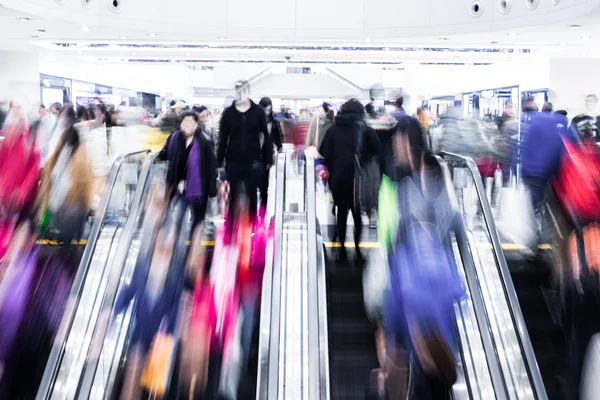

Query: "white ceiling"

xmin=0 ymin=0 xmax=599 ymax=63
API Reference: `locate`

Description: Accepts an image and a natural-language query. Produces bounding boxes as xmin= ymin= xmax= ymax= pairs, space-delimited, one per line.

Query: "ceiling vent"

xmin=526 ymin=0 xmax=540 ymax=9
xmin=469 ymin=1 xmax=484 ymax=17
xmin=81 ymin=0 xmax=92 ymax=8
xmin=499 ymin=0 xmax=512 ymax=14
xmin=108 ymin=0 xmax=122 ymax=12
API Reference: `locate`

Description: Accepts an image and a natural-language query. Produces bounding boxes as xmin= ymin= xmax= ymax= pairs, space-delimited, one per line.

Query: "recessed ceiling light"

xmin=582 ymin=35 xmax=591 ymax=40
xmin=148 ymin=32 xmax=157 ymax=37
xmin=439 ymin=37 xmax=449 ymax=41
xmin=508 ymin=32 xmax=517 ymax=37
xmin=490 ymin=41 xmax=499 ymax=44
xmin=218 ymin=36 xmax=226 ymax=40
xmin=37 ymin=29 xmax=46 ymax=32
xmin=19 ymin=18 xmax=31 ymax=22
xmin=119 ymin=36 xmax=127 ymax=40
xmin=30 ymin=35 xmax=39 ymax=38
xmin=568 ymin=24 xmax=582 ymax=28
xmin=219 ymin=60 xmax=225 ymax=63
xmin=364 ymin=38 xmax=372 ymax=42
xmin=81 ymin=25 xmax=90 ymax=31
xmin=185 ymin=52 xmax=191 ymax=56
xmin=383 ymin=47 xmax=390 ymax=51
xmin=559 ymin=41 xmax=567 ymax=45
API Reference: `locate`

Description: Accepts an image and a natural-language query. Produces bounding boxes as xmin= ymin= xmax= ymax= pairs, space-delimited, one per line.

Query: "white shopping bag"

xmin=496 ymin=185 xmax=537 ymax=251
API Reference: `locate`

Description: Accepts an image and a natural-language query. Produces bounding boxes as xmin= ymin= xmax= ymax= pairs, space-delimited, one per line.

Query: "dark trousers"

xmin=226 ymin=162 xmax=265 ymax=230
xmin=331 ymin=181 xmax=362 ymax=249
xmin=192 ymin=202 xmax=207 ymax=228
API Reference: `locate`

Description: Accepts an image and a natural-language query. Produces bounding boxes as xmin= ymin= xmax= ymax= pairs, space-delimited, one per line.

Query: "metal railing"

xmin=304 ymin=151 xmax=330 ymax=400
xmin=36 ymin=150 xmax=150 ymax=400
xmin=441 ymin=151 xmax=547 ymax=400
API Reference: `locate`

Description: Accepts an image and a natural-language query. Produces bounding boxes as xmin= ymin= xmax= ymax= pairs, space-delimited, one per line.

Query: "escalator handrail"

xmin=36 ymin=149 xmax=150 ymax=400
xmin=440 ymin=151 xmax=547 ymax=400
xmin=436 ymin=156 xmax=508 ymax=399
xmin=257 ymin=152 xmax=286 ymax=400
xmin=75 ymin=152 xmax=157 ymax=399
xmin=305 ymin=152 xmax=329 ymax=400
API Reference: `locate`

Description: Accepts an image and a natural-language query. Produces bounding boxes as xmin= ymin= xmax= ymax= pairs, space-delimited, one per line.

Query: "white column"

xmin=549 ymin=58 xmax=600 ymax=117
xmin=0 ymin=51 xmax=40 ymax=113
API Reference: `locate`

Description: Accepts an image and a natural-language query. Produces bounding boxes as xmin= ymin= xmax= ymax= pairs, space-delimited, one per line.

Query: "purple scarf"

xmin=186 ymin=137 xmax=203 ymax=204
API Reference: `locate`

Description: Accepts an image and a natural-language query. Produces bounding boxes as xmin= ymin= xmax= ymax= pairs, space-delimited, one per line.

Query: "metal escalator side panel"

xmin=440 ymin=152 xmax=546 ymax=400
xmin=305 ymin=151 xmax=329 ymax=400
xmin=74 ymin=153 xmax=160 ymax=399
xmin=435 ymin=155 xmax=509 ymax=400
xmin=451 ymin=236 xmax=497 ymax=400
xmin=257 ymin=152 xmax=286 ymax=400
xmin=36 ymin=150 xmax=150 ymax=400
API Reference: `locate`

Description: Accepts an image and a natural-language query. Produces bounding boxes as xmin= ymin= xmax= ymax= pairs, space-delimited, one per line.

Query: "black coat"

xmin=319 ymin=114 xmax=380 ymax=189
xmin=217 ymin=100 xmax=273 ymax=167
xmin=158 ymin=129 xmax=217 ymax=202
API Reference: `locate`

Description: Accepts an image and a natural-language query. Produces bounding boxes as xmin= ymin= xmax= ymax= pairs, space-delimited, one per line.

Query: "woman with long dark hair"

xmin=258 ymin=97 xmax=283 ymax=210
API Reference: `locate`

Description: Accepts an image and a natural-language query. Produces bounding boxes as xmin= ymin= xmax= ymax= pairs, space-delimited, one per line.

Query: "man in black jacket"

xmin=218 ymin=93 xmax=272 ymax=223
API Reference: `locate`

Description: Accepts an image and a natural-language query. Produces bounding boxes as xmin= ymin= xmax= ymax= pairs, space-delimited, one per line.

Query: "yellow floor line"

xmin=323 ymin=242 xmax=553 ymax=251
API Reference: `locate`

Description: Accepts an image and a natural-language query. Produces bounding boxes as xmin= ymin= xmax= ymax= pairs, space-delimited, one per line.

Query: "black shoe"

xmin=339 ymin=248 xmax=348 ymax=262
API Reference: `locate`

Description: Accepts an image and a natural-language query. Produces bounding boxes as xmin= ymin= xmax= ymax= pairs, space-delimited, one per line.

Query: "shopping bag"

xmin=496 ymin=185 xmax=537 ymax=251
xmin=363 ymin=247 xmax=389 ymax=323
xmin=140 ymin=329 xmax=178 ymax=397
xmin=0 ymin=247 xmax=38 ymax=361
xmin=581 ymin=333 xmax=600 ymax=400
xmin=377 ymin=175 xmax=398 ymax=252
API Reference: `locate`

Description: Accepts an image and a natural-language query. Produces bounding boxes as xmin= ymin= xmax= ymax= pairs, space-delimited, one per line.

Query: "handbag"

xmin=140 ymin=327 xmax=178 ymax=397
xmin=353 ymin=122 xmax=380 ymax=212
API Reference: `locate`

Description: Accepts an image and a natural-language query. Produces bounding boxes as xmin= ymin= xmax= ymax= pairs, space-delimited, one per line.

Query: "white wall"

xmin=549 ymin=58 xmax=600 ymax=116
xmin=0 ymin=51 xmax=40 ymax=111
xmin=251 ymin=73 xmax=363 ymax=99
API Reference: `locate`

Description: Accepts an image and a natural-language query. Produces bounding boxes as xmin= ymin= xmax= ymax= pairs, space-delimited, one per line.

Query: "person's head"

xmin=395 ymin=96 xmax=404 ymax=109
xmin=542 ymin=102 xmax=553 ymax=112
xmin=280 ymin=104 xmax=286 ymax=113
xmin=416 ymin=107 xmax=430 ymax=129
xmin=503 ymin=103 xmax=514 ymax=117
xmin=58 ymin=106 xmax=81 ymax=151
xmin=586 ymin=94 xmax=598 ymax=115
xmin=522 ymin=96 xmax=538 ymax=112
xmin=370 ymin=98 xmax=375 ymax=106
xmin=323 ymin=101 xmax=334 ymax=121
xmin=259 ymin=97 xmax=274 ymax=120
xmin=171 ymin=100 xmax=187 ymax=116
xmin=193 ymin=105 xmax=210 ymax=125
xmin=340 ymin=98 xmax=365 ymax=118
xmin=39 ymin=105 xmax=49 ymax=119
xmin=179 ymin=110 xmax=199 ymax=138
xmin=49 ymin=102 xmax=62 ymax=114
xmin=556 ymin=109 xmax=568 ymax=117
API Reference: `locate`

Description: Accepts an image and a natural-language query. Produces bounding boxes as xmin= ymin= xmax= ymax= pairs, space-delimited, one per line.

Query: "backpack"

xmin=554 ymin=137 xmax=600 ymax=223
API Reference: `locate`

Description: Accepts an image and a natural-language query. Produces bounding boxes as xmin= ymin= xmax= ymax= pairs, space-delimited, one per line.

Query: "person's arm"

xmin=217 ymin=111 xmax=230 ymax=167
xmin=319 ymin=128 xmax=333 ymax=169
xmin=157 ymin=132 xmax=173 ymax=161
xmin=273 ymin=121 xmax=283 ymax=151
xmin=367 ymin=127 xmax=381 ymax=160
xmin=306 ymin=117 xmax=317 ymax=148
xmin=260 ymin=112 xmax=273 ymax=167
xmin=204 ymin=139 xmax=218 ymax=198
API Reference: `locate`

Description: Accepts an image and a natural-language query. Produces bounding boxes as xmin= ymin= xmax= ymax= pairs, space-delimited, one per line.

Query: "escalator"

xmin=441 ymin=152 xmax=562 ymax=399
xmin=38 ymin=150 xmax=283 ymax=400
xmin=36 ymin=150 xmax=154 ymax=400
xmin=303 ymin=150 xmax=549 ymax=400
